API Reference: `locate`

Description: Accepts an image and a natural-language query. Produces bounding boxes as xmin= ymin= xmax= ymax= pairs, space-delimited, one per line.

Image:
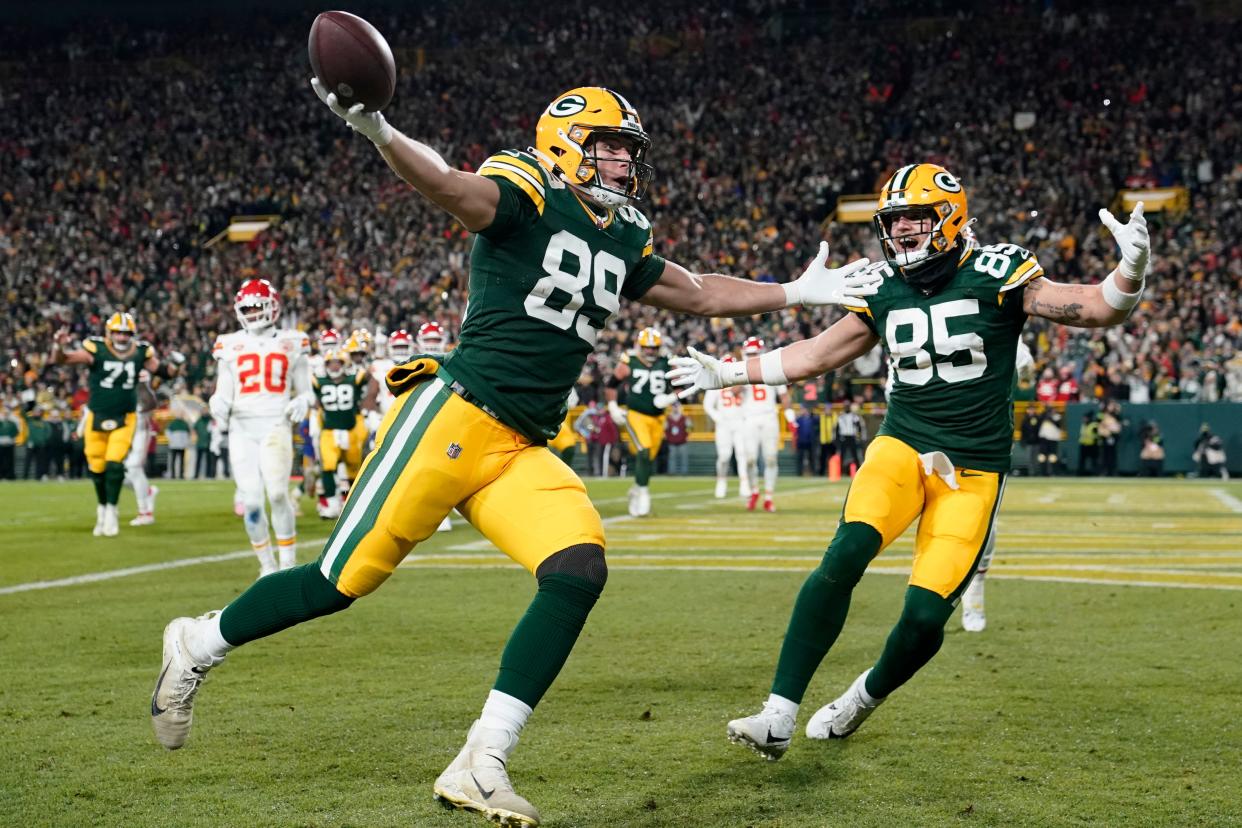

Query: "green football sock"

xmin=218 ymin=563 xmax=353 ymax=646
xmin=771 ymin=521 xmax=880 ymax=703
xmin=91 ymin=470 xmax=107 ymax=505
xmin=321 ymin=469 xmax=336 ymax=498
xmin=494 ymin=573 xmax=602 ymax=709
xmin=635 ymin=450 xmax=652 ymax=486
xmin=865 ymin=585 xmax=955 ymax=699
xmin=104 ymin=461 xmax=125 ymax=505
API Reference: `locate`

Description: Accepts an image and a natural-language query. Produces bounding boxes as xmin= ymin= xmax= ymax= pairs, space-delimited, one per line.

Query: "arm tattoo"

xmin=1025 ymin=279 xmax=1087 ymax=324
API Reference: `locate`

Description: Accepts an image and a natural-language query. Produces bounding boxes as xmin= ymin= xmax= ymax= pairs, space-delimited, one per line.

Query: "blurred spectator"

xmin=166 ymin=416 xmax=190 ymax=479
xmin=45 ymin=406 xmax=68 ymax=480
xmin=590 ymin=403 xmax=620 ymax=479
xmin=1139 ymin=421 xmax=1165 ymax=477
xmin=23 ymin=410 xmax=51 ymax=480
xmin=1035 ymin=369 xmax=1059 ymax=403
xmin=1021 ymin=406 xmax=1042 ymax=474
xmin=193 ymin=414 xmax=213 ymax=479
xmin=1036 ymin=408 xmax=1064 ymax=476
xmin=1077 ymin=412 xmax=1100 ymax=476
xmin=795 ymin=403 xmax=820 ymax=476
xmin=664 ymin=402 xmax=691 ymax=476
xmin=0 ymin=405 xmax=19 ymax=479
xmin=1097 ymin=401 xmax=1125 ymax=476
xmin=835 ymin=402 xmax=866 ymax=477
xmin=1193 ymin=425 xmax=1228 ymax=479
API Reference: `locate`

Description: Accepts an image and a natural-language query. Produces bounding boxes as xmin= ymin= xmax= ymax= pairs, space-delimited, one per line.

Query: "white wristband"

xmin=759 ymin=349 xmax=788 ymax=385
xmin=1102 ymin=272 xmax=1144 ymax=311
xmin=781 ymin=281 xmax=800 ymax=307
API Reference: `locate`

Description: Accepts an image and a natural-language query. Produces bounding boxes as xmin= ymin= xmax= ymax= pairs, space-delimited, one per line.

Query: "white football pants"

xmin=229 ymin=417 xmax=297 ymax=564
xmin=714 ymin=420 xmax=752 ymax=495
xmin=124 ymin=416 xmax=152 ymax=514
xmin=743 ymin=415 xmax=780 ymax=495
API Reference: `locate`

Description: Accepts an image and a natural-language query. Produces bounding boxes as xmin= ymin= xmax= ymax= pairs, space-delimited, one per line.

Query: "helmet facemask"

xmin=235 ymin=296 xmax=278 ymax=333
xmin=571 ymin=129 xmax=654 ymax=207
xmin=873 ymin=202 xmax=961 ymax=295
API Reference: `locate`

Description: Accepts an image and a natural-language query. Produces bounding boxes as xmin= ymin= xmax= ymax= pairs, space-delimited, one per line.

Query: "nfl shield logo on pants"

xmin=446 ymin=442 xmax=462 ymax=460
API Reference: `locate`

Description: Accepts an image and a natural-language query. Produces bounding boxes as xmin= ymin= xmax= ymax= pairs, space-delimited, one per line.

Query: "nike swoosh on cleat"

xmin=151 ymin=665 xmax=170 ymax=716
xmin=470 ymin=772 xmax=496 ymax=800
xmin=764 ymin=727 xmax=787 ymax=745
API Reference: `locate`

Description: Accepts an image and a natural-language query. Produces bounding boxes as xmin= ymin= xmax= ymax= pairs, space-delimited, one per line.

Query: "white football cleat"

xmin=805 ymin=670 xmax=884 ymax=740
xmin=102 ymin=504 xmax=120 ymax=537
xmin=635 ymin=485 xmax=651 ymax=517
xmin=714 ymin=479 xmax=727 ymax=499
xmin=93 ymin=505 xmax=106 ymax=537
xmin=437 ymin=515 xmax=453 ymax=532
xmin=151 ymin=613 xmax=224 ymax=750
xmin=961 ymin=576 xmax=986 ymax=632
xmin=130 ymin=512 xmax=155 ymax=527
xmin=434 ymin=722 xmax=541 ymax=827
xmin=727 ymin=703 xmax=796 ymax=761
xmin=318 ymin=495 xmax=342 ymax=520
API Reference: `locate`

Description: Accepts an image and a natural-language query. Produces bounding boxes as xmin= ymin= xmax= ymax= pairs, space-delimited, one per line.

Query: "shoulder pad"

xmin=620 ymin=352 xmax=632 ymax=365
xmin=478 ymin=150 xmax=546 ymax=214
xmin=972 ymin=243 xmax=1044 ymax=293
xmin=82 ymin=338 xmax=100 ymax=354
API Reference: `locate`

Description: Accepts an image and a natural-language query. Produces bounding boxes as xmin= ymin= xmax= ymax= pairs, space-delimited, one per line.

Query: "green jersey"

xmin=83 ymin=337 xmax=153 ymax=423
xmin=849 ymin=243 xmax=1043 ymax=472
xmin=442 ymin=149 xmax=666 ymax=442
xmin=314 ymin=370 xmax=367 ymax=430
xmin=621 ymin=351 xmax=671 ymax=416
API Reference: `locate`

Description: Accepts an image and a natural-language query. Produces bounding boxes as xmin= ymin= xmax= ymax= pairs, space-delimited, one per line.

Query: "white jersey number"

xmin=524 ymin=230 xmax=626 ymax=346
xmin=630 ymin=367 xmax=666 ymax=395
xmin=319 ymin=383 xmax=355 ymax=412
xmin=99 ymin=360 xmax=137 ymax=390
xmin=886 ymin=299 xmax=987 ymax=386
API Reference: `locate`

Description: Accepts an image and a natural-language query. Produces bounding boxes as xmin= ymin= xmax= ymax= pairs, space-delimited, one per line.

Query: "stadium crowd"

xmin=2 ymin=0 xmax=1241 ymax=455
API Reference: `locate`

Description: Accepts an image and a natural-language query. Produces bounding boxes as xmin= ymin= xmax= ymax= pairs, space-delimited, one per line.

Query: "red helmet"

xmin=234 ymin=279 xmax=280 ymax=332
xmin=388 ymin=328 xmax=415 ymax=361
xmin=721 ymin=354 xmax=736 ymax=363
xmin=742 ymin=336 xmax=764 ymax=356
xmin=318 ymin=327 xmax=341 ymax=351
xmin=417 ymin=321 xmax=446 ymax=354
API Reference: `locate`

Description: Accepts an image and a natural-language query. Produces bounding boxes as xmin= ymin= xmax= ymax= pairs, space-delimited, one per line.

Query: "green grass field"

xmin=2 ymin=476 xmax=1241 ymax=827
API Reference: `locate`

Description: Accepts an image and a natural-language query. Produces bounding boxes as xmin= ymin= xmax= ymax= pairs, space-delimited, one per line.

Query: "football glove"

xmin=311 ymin=77 xmax=394 ymax=147
xmin=783 ymin=242 xmax=880 ymax=308
xmin=668 ymin=347 xmax=749 ymax=398
xmin=607 ymin=400 xmax=627 ymax=426
xmin=284 ymin=396 xmax=309 ymax=424
xmin=1098 ymin=201 xmax=1149 ymax=281
xmin=652 ymin=392 xmax=678 ymax=410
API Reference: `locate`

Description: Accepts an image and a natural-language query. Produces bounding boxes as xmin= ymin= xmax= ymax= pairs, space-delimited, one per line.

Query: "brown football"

xmin=308 ymin=11 xmax=396 ymax=112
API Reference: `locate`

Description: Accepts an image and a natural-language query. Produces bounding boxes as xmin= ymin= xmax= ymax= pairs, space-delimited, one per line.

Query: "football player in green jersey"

xmin=608 ymin=327 xmax=676 ymax=516
xmin=670 ymin=163 xmax=1151 ymax=760
xmin=150 ymin=82 xmax=881 ymax=827
xmin=52 ymin=312 xmax=160 ymax=537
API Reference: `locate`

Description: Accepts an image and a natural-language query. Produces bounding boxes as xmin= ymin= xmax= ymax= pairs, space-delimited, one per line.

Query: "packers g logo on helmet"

xmin=533 ymin=86 xmax=654 ymax=208
xmin=873 ymin=163 xmax=970 ymax=294
xmin=636 ymin=327 xmax=662 ymax=349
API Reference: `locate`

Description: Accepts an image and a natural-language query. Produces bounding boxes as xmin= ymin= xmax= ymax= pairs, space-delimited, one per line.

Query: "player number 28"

xmin=238 ymin=352 xmax=289 ymax=394
xmin=524 ymin=230 xmax=625 ymax=346
xmin=885 ymin=299 xmax=987 ymax=385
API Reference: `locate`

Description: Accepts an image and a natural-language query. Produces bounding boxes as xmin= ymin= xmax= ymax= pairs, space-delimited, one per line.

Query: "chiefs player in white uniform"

xmin=415 ymin=321 xmax=455 ymax=532
xmin=369 ymin=328 xmax=414 ymax=418
xmin=209 ymin=279 xmax=315 ymax=578
xmin=739 ymin=337 xmax=796 ymax=512
xmin=702 ymin=355 xmax=753 ymax=500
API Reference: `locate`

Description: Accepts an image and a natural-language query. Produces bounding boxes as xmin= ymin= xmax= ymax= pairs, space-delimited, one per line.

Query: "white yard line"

xmin=1210 ymin=488 xmax=1242 ymax=513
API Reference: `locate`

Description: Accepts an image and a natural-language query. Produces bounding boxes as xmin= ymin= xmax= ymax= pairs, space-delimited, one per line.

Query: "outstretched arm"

xmin=640 ymin=243 xmax=880 ymax=317
xmin=668 ymin=314 xmax=879 ymax=396
xmin=1024 ymin=203 xmax=1150 ymax=328
xmin=311 ymin=79 xmax=500 ymax=232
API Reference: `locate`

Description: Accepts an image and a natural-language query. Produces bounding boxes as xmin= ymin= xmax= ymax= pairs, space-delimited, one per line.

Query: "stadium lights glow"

xmin=1104 ymin=98 xmax=1111 ymax=106
xmin=1031 ymin=210 xmax=1039 ymax=217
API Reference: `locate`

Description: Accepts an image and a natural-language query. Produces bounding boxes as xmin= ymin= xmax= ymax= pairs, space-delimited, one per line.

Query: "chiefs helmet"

xmin=534 ymin=87 xmax=654 ymax=208
xmin=322 ymin=347 xmax=347 ymax=379
xmin=720 ymin=354 xmax=736 ymax=363
xmin=388 ymin=328 xmax=415 ymax=361
xmin=416 ymin=321 xmax=446 ymax=355
xmin=234 ymin=279 xmax=280 ymax=332
xmin=636 ymin=327 xmax=662 ymax=349
xmin=105 ymin=312 xmax=137 ymax=348
xmin=742 ymin=336 xmax=764 ymax=356
xmin=873 ymin=164 xmax=970 ymax=294
xmin=318 ymin=328 xmax=342 ymax=352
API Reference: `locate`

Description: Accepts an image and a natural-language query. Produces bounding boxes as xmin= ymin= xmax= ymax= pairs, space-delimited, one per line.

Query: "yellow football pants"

xmin=317 ymin=360 xmax=605 ymax=598
xmin=624 ymin=409 xmax=665 ymax=458
xmin=843 ymin=435 xmax=1005 ymax=598
xmin=85 ymin=411 xmax=136 ymax=474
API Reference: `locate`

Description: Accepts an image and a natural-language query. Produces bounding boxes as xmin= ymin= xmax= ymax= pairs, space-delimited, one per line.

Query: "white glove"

xmin=784 ymin=407 xmax=797 ymax=425
xmin=365 ymin=409 xmax=383 ymax=434
xmin=652 ymin=392 xmax=678 ymax=410
xmin=1098 ymin=201 xmax=1149 ymax=281
xmin=668 ymin=347 xmax=749 ymax=398
xmin=783 ymin=242 xmax=880 ymax=308
xmin=334 ymin=429 xmax=352 ymax=450
xmin=607 ymin=400 xmax=627 ymax=426
xmin=284 ymin=396 xmax=309 ymax=424
xmin=311 ymin=77 xmax=394 ymax=147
